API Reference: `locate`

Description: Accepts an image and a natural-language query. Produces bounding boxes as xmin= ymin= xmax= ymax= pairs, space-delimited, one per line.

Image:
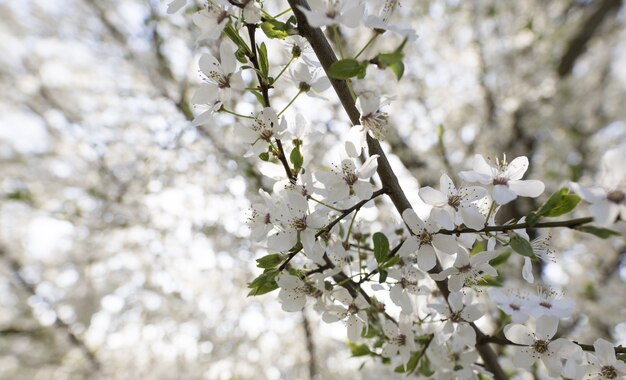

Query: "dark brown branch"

xmin=557 ymin=0 xmax=622 ymax=77
xmin=286 ymin=1 xmax=509 ymax=378
xmin=438 ymin=217 xmax=594 ymax=235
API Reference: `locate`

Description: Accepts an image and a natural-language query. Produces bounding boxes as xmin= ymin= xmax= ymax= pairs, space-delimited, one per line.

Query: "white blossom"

xmin=419 ymin=173 xmax=487 ymax=230
xmin=504 ymin=316 xmax=580 ymax=378
xmin=583 ymin=338 xmax=626 ymax=379
xmin=459 ymin=154 xmax=545 ymax=205
xmin=322 ymin=287 xmax=369 ymax=341
xmin=317 ymin=155 xmax=379 ymax=205
xmin=570 ymin=148 xmax=626 ymax=226
xmin=299 ymin=0 xmax=364 ymax=28
xmin=430 ymin=249 xmax=498 ymax=292
xmin=381 ymin=319 xmax=417 ymax=365
xmin=399 ymin=209 xmax=459 ymax=271
xmin=192 ymin=1 xmax=231 ymax=41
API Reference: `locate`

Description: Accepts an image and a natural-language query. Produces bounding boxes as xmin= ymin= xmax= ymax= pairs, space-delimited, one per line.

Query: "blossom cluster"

xmin=166 ymin=0 xmax=626 ymax=378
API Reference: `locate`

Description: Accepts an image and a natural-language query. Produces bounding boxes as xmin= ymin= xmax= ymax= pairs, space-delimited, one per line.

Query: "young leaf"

xmin=372 ymin=232 xmax=390 ymax=264
xmin=256 ymin=253 xmax=283 ymax=269
xmin=347 ymin=342 xmax=371 ymax=357
xmin=328 ymin=59 xmax=363 ymax=80
xmin=247 ymin=268 xmax=279 ymax=296
xmin=378 ymin=269 xmax=388 ymax=283
xmin=290 ymin=146 xmax=303 ymax=174
xmin=526 ymin=188 xmax=581 ymax=226
xmin=577 ymin=225 xmax=620 ymax=239
xmin=258 ymin=42 xmax=269 ymax=78
xmin=261 ymin=19 xmax=289 ymax=39
xmin=509 ymin=233 xmax=536 ymax=258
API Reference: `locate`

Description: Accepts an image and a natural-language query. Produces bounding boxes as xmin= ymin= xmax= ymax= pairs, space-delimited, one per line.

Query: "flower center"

xmin=458 ymin=264 xmax=472 ymax=273
xmin=394 ymin=334 xmax=406 ymax=346
xmin=448 ymin=194 xmax=462 ymax=210
xmin=607 ymin=190 xmax=625 ymax=204
xmin=419 ymin=231 xmax=432 ymax=246
xmin=493 ymin=176 xmax=508 ymax=186
xmin=600 ymin=365 xmax=618 ymax=379
xmin=217 ymin=74 xmax=231 ymax=89
xmin=264 ymin=213 xmax=271 ymax=224
xmin=450 ymin=311 xmax=463 ymax=323
xmin=539 ymin=301 xmax=552 ymax=309
xmin=291 ymin=216 xmax=307 ymax=231
xmin=509 ymin=303 xmax=520 ymax=311
xmin=533 ymin=339 xmax=549 ymax=354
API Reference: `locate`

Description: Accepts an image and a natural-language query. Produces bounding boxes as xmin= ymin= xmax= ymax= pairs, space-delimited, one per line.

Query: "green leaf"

xmin=577 ymin=226 xmax=620 ymax=239
xmin=388 ymin=61 xmax=404 ymax=80
xmin=258 ymin=42 xmax=269 ymax=78
xmin=527 ymin=188 xmax=581 ymax=226
xmin=471 ymin=240 xmax=486 ymax=255
xmin=289 ymin=146 xmax=304 ymax=174
xmin=260 ymin=19 xmax=289 ymax=39
xmin=234 ymin=48 xmax=248 ymax=64
xmin=328 ymin=59 xmax=363 ymax=80
xmin=509 ymin=233 xmax=536 ymax=258
xmin=347 ymin=342 xmax=371 ymax=357
xmin=247 ymin=269 xmax=279 ymax=296
xmin=256 ymin=253 xmax=283 ymax=269
xmin=224 ymin=25 xmax=251 ymax=57
xmin=259 ymin=152 xmax=270 ymax=161
xmin=378 ymin=269 xmax=388 ymax=283
xmin=382 ymin=255 xmax=401 ymax=269
xmin=372 ymin=232 xmax=390 ymax=264
xmin=490 ymin=250 xmax=512 ymax=267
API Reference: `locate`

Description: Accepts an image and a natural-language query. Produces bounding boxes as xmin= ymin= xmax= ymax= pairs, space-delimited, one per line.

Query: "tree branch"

xmin=437 ymin=217 xmax=594 ymax=235
xmin=285 ymin=2 xmax=509 ymax=378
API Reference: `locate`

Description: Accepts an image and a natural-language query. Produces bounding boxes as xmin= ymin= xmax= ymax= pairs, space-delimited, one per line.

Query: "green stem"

xmin=484 ymin=201 xmax=496 ymax=225
xmin=273 ymin=8 xmax=292 ymax=18
xmin=271 ymin=56 xmax=295 ymax=85
xmin=278 ymin=89 xmax=303 ymax=116
xmin=332 ymin=25 xmax=345 ymax=59
xmin=354 ymin=33 xmax=379 ymax=59
xmin=309 ymin=196 xmax=342 ymax=212
xmin=220 ymin=108 xmax=255 ymax=119
xmin=344 ymin=208 xmax=359 ymax=246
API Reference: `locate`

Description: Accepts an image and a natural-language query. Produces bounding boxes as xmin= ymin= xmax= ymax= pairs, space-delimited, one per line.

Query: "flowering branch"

xmin=438 ymin=217 xmax=594 ymax=235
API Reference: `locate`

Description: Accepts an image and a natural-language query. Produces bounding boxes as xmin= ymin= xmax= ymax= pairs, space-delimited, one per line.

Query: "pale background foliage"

xmin=0 ymin=0 xmax=624 ymax=379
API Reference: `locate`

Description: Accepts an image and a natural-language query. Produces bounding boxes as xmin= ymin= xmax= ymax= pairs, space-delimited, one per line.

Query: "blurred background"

xmin=0 ymin=0 xmax=625 ymax=379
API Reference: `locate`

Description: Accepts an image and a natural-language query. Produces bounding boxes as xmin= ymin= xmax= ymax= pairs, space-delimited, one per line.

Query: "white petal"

xmin=462 ymin=305 xmax=483 ymax=322
xmin=589 ymin=201 xmax=619 ymax=226
xmin=492 ymin=185 xmax=518 ymax=204
xmin=347 ymin=315 xmax=363 ymax=341
xmin=541 ymin=355 xmax=563 ymax=378
xmin=593 ymin=338 xmax=617 ymax=363
xmin=431 ymin=208 xmax=455 ymax=230
xmin=219 ymin=40 xmax=237 ymax=73
xmin=522 ymin=257 xmax=534 ymax=283
xmin=504 ymin=156 xmax=529 ymax=180
xmin=402 ymin=209 xmax=424 ymax=234
xmin=536 ymin=315 xmax=559 ymax=339
xmin=357 ymin=155 xmax=379 ymax=179
xmin=353 ymin=181 xmax=373 ymax=201
xmin=167 ymin=0 xmax=187 ymax=14
xmin=419 ymin=186 xmax=447 ymax=206
xmin=460 ymin=205 xmax=485 ymax=230
xmin=397 ymin=236 xmax=418 ymax=258
xmin=504 ymin=324 xmax=535 ymax=345
xmin=433 ymin=234 xmax=458 ymax=255
xmin=448 ymin=292 xmax=464 ymax=312
xmin=199 ymin=53 xmax=220 ymax=75
xmin=191 ymin=84 xmax=218 ymax=104
xmin=508 ymin=180 xmax=545 ymax=198
xmin=417 ymin=244 xmax=436 ymax=271
xmin=511 ymin=347 xmax=536 ymax=369
xmin=345 ymin=126 xmax=365 ymax=158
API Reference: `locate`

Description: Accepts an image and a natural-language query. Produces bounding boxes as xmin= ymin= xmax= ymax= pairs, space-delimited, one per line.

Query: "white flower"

xmin=344 ymin=92 xmax=391 ymax=157
xmin=240 ymin=0 xmax=261 ymax=23
xmin=267 ymin=191 xmax=327 ymax=253
xmin=388 ymin=264 xmax=428 ymax=314
xmin=285 ymin=36 xmax=320 ymax=67
xmin=238 ymin=107 xmax=287 ymax=156
xmin=277 ymin=273 xmax=323 ymax=312
xmin=192 ymin=41 xmax=245 ymax=123
xmin=570 ymin=148 xmax=626 ymax=226
xmin=381 ymin=319 xmax=417 ymax=365
xmin=363 ymin=0 xmax=418 ymax=41
xmin=430 ymin=249 xmax=498 ymax=292
xmin=317 ymin=155 xmax=379 ymax=205
xmin=289 ymin=63 xmax=331 ymax=97
xmin=419 ymin=173 xmax=487 ymax=230
xmin=526 ymin=288 xmax=575 ymax=319
xmin=322 ymin=287 xmax=369 ymax=341
xmin=427 ymin=336 xmax=485 ymax=380
xmin=247 ymin=189 xmax=275 ymax=241
xmin=584 ymin=338 xmax=626 ymax=379
xmin=516 ymin=230 xmax=556 ymax=284
xmin=488 ymin=288 xmax=530 ymax=323
xmin=299 ymin=0 xmax=364 ymax=28
xmin=399 ymin=209 xmax=459 ymax=271
xmin=192 ymin=1 xmax=231 ymax=41
xmin=429 ymin=292 xmax=483 ymax=347
xmin=504 ymin=316 xmax=580 ymax=378
xmin=459 ymin=154 xmax=545 ymax=205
